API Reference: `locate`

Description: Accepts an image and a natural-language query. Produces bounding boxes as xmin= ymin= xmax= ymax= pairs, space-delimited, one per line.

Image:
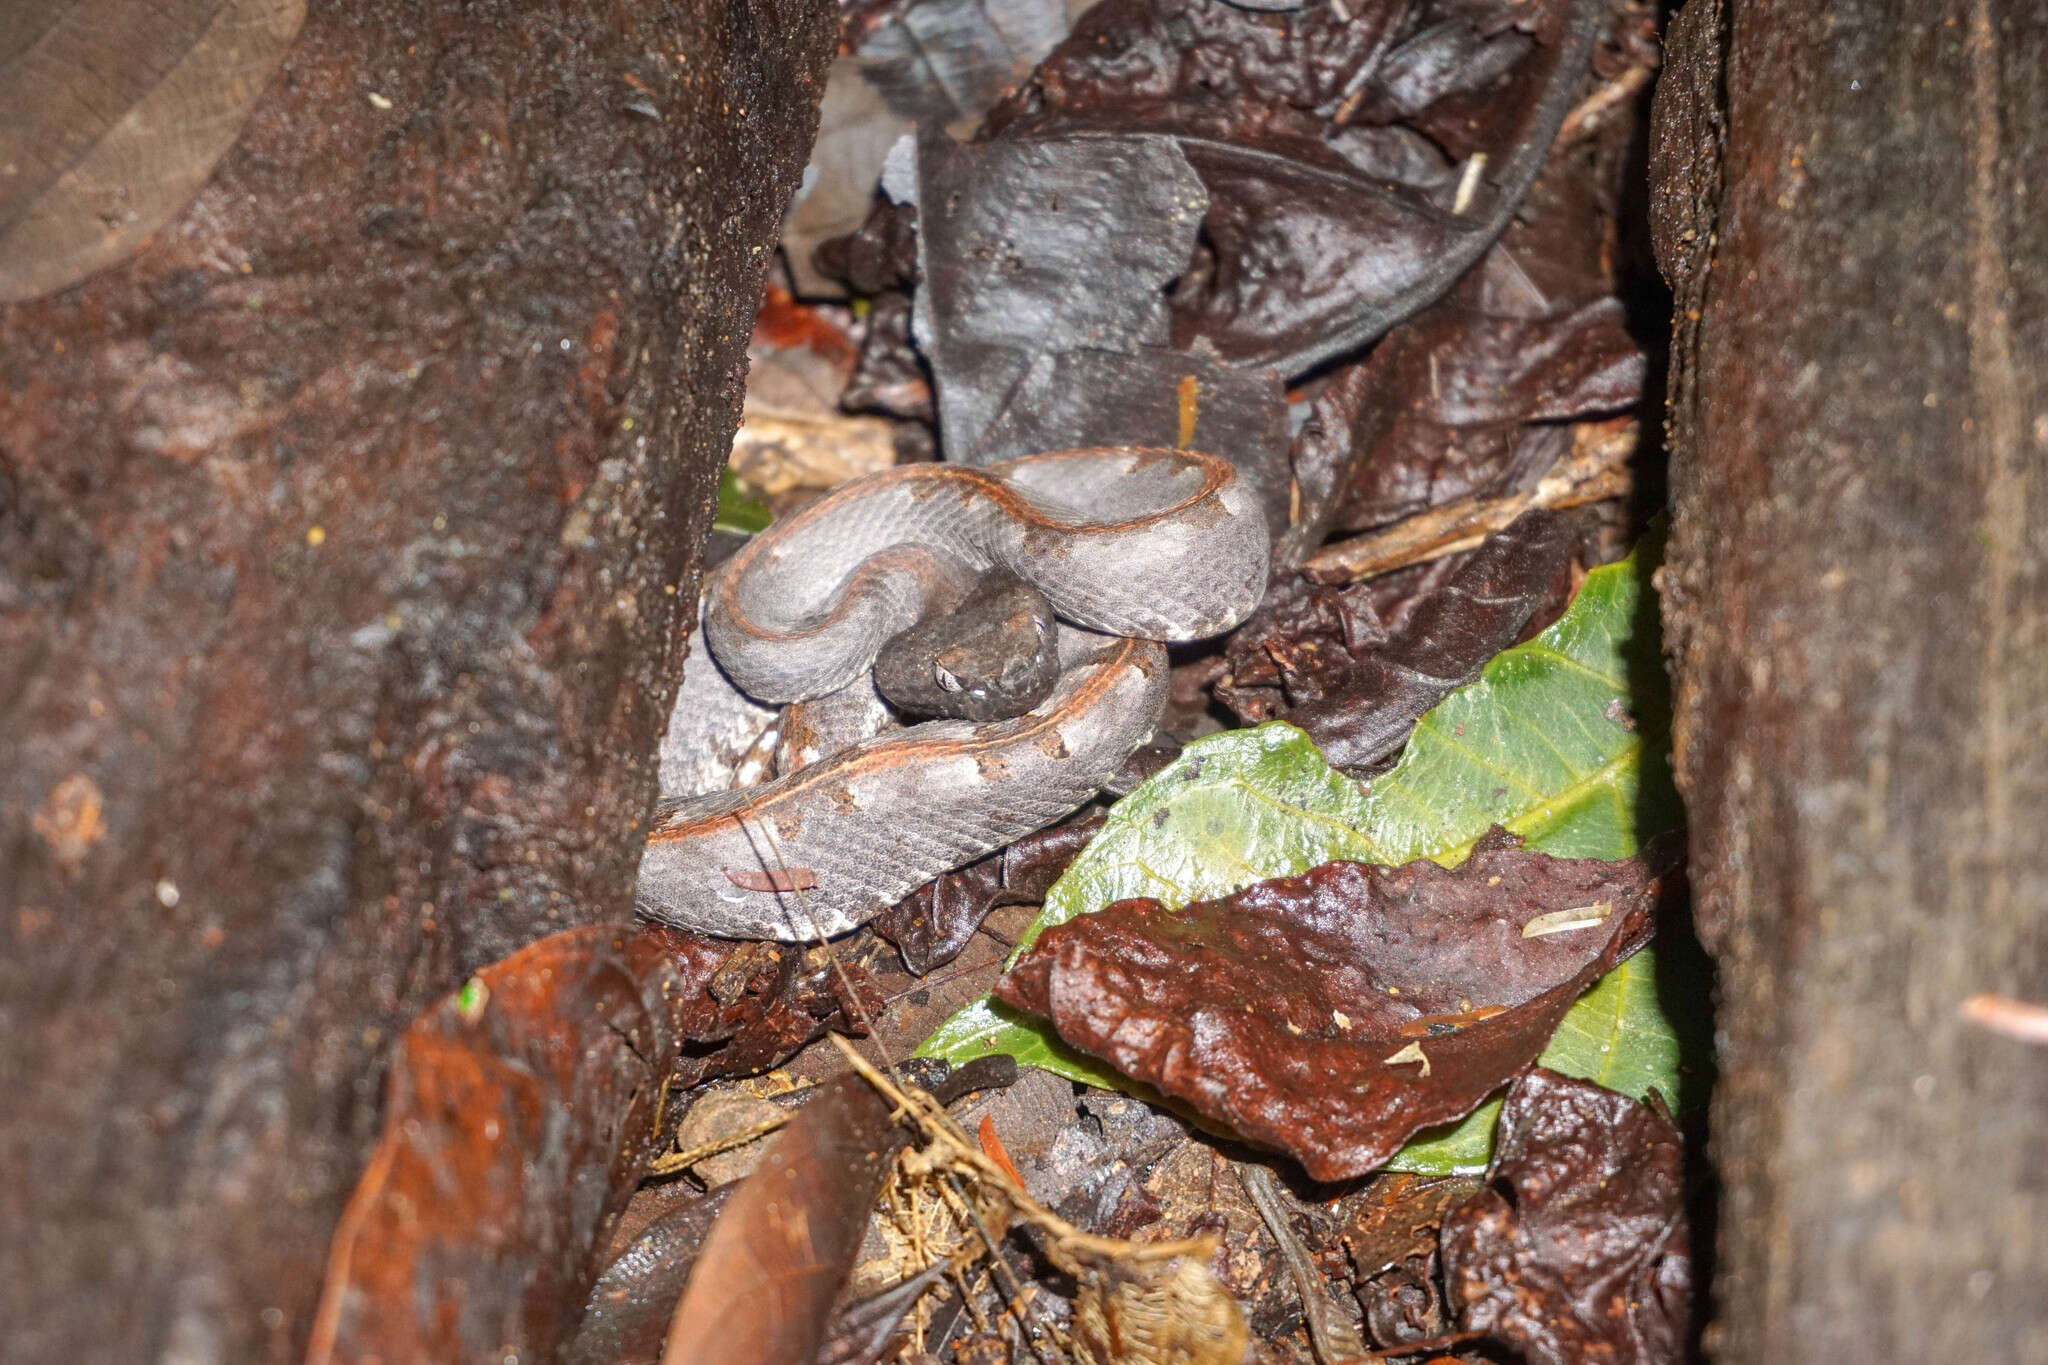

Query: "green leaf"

xmin=714 ymin=467 xmax=772 ymax=536
xmin=916 ymin=534 xmax=1706 ymax=1171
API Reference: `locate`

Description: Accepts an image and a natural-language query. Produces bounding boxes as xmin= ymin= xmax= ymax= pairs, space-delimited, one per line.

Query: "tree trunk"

xmin=1652 ymin=0 xmax=2048 ymax=1358
xmin=0 ymin=2 xmax=834 ymax=1360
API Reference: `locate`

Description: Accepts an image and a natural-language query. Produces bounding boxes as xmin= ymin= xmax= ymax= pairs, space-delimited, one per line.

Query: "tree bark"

xmin=1652 ymin=0 xmax=2048 ymax=1358
xmin=0 ymin=2 xmax=835 ymax=1360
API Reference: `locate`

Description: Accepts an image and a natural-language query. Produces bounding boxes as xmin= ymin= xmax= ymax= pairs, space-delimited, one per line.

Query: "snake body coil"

xmin=639 ymin=447 xmax=1269 ymax=939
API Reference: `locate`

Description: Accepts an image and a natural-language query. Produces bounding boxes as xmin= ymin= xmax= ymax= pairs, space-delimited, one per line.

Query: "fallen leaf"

xmin=879 ymin=809 xmax=1106 ymax=974
xmin=661 ymin=1058 xmax=1014 ymax=1365
xmin=1439 ymin=1068 xmax=1690 ymax=1365
xmin=307 ymin=927 xmax=858 ymax=1365
xmin=993 ymin=834 xmax=1673 ymax=1180
xmin=906 ymin=127 xmax=1209 ymax=462
xmin=1219 ymin=509 xmax=1575 ymax=768
xmin=982 ymin=0 xmax=1605 ymax=374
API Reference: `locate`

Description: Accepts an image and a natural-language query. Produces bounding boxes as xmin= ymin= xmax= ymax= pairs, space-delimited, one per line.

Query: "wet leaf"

xmin=879 ymin=809 xmax=1106 ymax=974
xmin=993 ymin=835 xmax=1672 ymax=1181
xmin=307 ymin=927 xmax=855 ymax=1365
xmin=1439 ymin=1069 xmax=1690 ymax=1365
xmin=1331 ymin=247 xmax=1647 ymax=537
xmin=982 ymin=0 xmax=1605 ymax=374
xmin=1219 ymin=509 xmax=1575 ymax=768
xmin=906 ymin=126 xmax=1209 ymax=462
xmin=917 ymin=537 xmax=1693 ymax=1169
xmin=0 ymin=0 xmax=305 ymax=302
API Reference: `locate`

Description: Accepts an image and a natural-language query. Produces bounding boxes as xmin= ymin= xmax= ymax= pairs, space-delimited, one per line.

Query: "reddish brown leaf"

xmin=306 ymin=927 xmax=852 ymax=1365
xmin=1440 ymin=1068 xmax=1691 ymax=1365
xmin=661 ymin=1057 xmax=1014 ymax=1365
xmin=994 ymin=834 xmax=1674 ymax=1180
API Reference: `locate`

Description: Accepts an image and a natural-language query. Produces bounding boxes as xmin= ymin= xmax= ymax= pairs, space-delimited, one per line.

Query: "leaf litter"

xmin=319 ymin=0 xmax=1698 ymax=1358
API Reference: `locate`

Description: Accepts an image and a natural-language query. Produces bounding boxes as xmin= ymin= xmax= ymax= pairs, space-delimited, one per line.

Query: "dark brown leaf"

xmin=983 ymin=0 xmax=1606 ymax=374
xmin=0 ymin=0 xmax=305 ymax=302
xmin=1220 ymin=509 xmax=1575 ymax=768
xmin=1439 ymin=1068 xmax=1690 ymax=1365
xmin=564 ymin=1188 xmax=735 ymax=1365
xmin=879 ymin=809 xmax=1106 ymax=973
xmin=993 ymin=834 xmax=1674 ymax=1180
xmin=1332 ymin=245 xmax=1647 ymax=536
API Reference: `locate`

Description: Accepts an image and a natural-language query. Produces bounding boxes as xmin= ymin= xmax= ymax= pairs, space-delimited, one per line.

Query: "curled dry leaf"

xmin=994 ymin=834 xmax=1675 ymax=1180
xmin=983 ymin=0 xmax=1607 ymax=374
xmin=1220 ymin=509 xmax=1575 ymax=769
xmin=1440 ymin=1068 xmax=1691 ymax=1365
xmin=0 ymin=0 xmax=306 ymax=302
xmin=879 ymin=809 xmax=1106 ymax=973
xmin=306 ymin=926 xmax=856 ymax=1365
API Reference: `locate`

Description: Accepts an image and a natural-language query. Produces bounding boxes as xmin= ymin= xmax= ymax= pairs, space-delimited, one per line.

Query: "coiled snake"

xmin=637 ymin=447 xmax=1270 ymax=939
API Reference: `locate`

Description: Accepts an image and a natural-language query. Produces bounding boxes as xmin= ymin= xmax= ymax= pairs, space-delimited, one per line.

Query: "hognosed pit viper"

xmin=637 ymin=446 xmax=1269 ymax=940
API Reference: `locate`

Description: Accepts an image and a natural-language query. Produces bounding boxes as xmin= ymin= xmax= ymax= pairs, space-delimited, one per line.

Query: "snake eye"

xmin=934 ymin=663 xmax=963 ymax=693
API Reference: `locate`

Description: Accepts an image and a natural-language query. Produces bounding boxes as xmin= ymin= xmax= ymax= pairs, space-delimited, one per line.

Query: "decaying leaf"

xmin=306 ymin=927 xmax=856 ymax=1364
xmin=1220 ymin=509 xmax=1575 ymax=768
xmin=982 ymin=0 xmax=1606 ymax=374
xmin=993 ymin=834 xmax=1674 ymax=1180
xmin=661 ymin=1058 xmax=1012 ymax=1365
xmin=905 ymin=127 xmax=1209 ymax=462
xmin=1330 ymin=248 xmax=1648 ymax=538
xmin=0 ymin=0 xmax=306 ymax=302
xmin=880 ymin=809 xmax=1106 ymax=974
xmin=564 ymin=1187 xmax=734 ymax=1365
xmin=1440 ymin=1068 xmax=1691 ymax=1365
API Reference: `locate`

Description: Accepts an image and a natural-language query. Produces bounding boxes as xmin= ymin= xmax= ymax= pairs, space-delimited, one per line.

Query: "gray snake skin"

xmin=637 ymin=447 xmax=1270 ymax=939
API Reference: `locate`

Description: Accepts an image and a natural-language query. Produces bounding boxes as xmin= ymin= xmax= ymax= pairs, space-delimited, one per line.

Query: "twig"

xmin=1959 ymin=993 xmax=2048 ymax=1044
xmin=646 ymin=1113 xmax=791 ymax=1177
xmin=1555 ymin=63 xmax=1657 ymax=147
xmin=1304 ymin=418 xmax=1637 ymax=585
xmin=1241 ymin=1164 xmax=1369 ymax=1364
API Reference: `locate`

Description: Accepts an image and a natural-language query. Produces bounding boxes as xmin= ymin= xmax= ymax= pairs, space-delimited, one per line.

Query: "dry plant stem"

xmin=830 ymin=1037 xmax=1221 ymax=1268
xmin=1958 ymin=993 xmax=2048 ymax=1044
xmin=1240 ymin=1165 xmax=1369 ymax=1364
xmin=647 ymin=1114 xmax=792 ymax=1177
xmin=1304 ymin=419 xmax=1637 ymax=585
xmin=1556 ymin=63 xmax=1658 ymax=147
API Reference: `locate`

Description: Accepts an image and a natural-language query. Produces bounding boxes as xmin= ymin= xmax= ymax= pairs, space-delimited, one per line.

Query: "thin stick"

xmin=646 ymin=1113 xmax=791 ymax=1177
xmin=1304 ymin=418 xmax=1637 ymax=585
xmin=1960 ymin=992 xmax=2048 ymax=1044
xmin=1556 ymin=63 xmax=1657 ymax=147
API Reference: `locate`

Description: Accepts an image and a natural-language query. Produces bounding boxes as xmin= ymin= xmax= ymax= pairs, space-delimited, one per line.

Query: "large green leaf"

xmin=916 ymin=536 xmax=1706 ymax=1171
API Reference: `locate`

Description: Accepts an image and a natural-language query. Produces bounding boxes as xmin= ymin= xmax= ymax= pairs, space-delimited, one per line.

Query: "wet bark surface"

xmin=1652 ymin=0 xmax=2048 ymax=1357
xmin=0 ymin=1 xmax=834 ymax=1359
